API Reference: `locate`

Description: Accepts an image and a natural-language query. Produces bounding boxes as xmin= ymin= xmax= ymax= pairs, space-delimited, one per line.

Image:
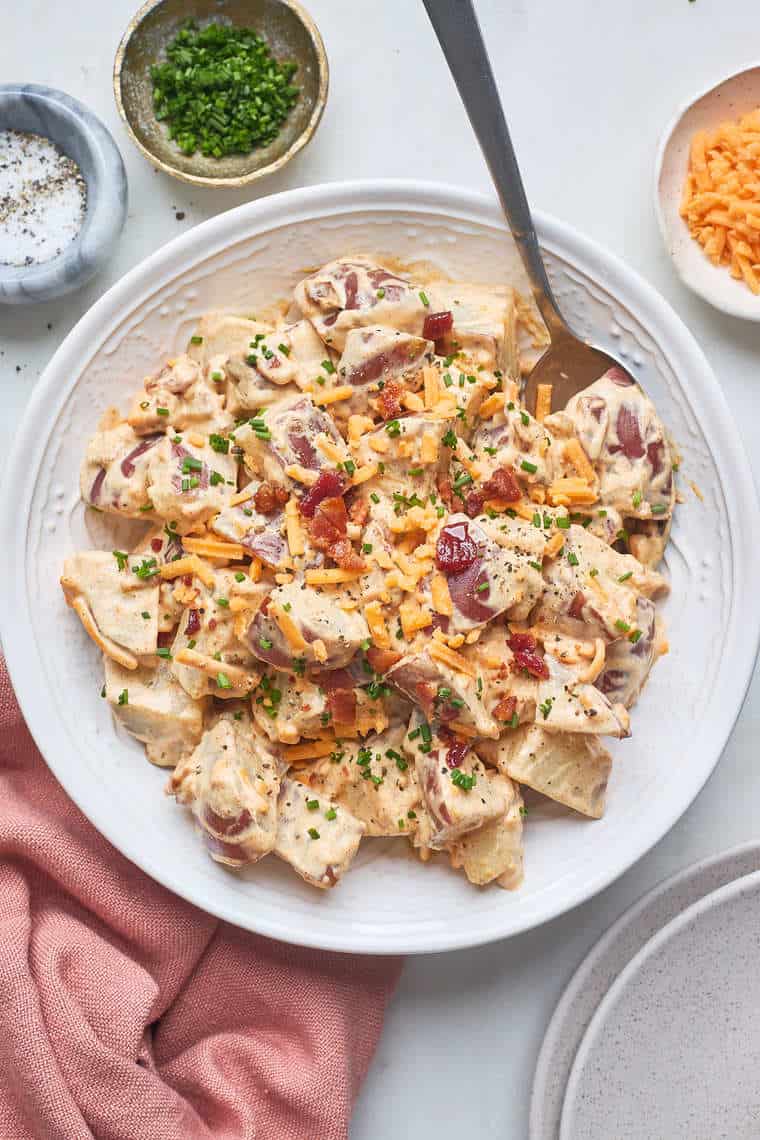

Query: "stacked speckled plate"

xmin=531 ymin=842 xmax=760 ymax=1139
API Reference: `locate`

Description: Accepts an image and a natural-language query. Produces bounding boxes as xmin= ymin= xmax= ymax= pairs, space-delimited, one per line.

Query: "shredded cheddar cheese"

xmin=285 ymin=497 xmax=305 ymax=557
xmin=535 ymin=383 xmax=553 ymax=423
xmin=182 ymin=537 xmax=246 ymax=561
xmin=681 ymin=112 xmax=760 ymax=293
xmin=429 ymin=639 xmax=476 ymax=678
xmin=159 ymin=554 xmax=215 ymax=588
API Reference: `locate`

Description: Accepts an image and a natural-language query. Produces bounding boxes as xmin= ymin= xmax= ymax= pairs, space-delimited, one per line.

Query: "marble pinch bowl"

xmin=655 ymin=61 xmax=760 ymax=321
xmin=113 ymin=0 xmax=329 ymax=189
xmin=0 ymin=85 xmax=128 ymax=306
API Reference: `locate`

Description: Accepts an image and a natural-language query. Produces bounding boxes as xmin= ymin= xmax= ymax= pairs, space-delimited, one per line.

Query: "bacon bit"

xmin=377 ymin=378 xmax=405 ymax=421
xmin=507 ymin=632 xmax=549 ymax=680
xmin=348 ymin=496 xmax=369 ymax=525
xmin=327 ymin=687 xmax=357 ymax=725
xmin=463 ymin=489 xmax=485 ymax=518
xmin=483 ymin=466 xmax=521 ymax=502
xmin=157 ymin=631 xmax=174 ymax=649
xmin=415 ymin=681 xmax=438 ymax=718
xmin=299 ymin=470 xmax=347 ymax=518
xmin=186 ymin=609 xmax=201 ymax=635
xmin=331 ymin=537 xmax=365 ymax=571
xmin=208 ymin=618 xmax=217 ymax=631
xmin=151 ymin=538 xmax=163 ymax=553
xmin=253 ymin=480 xmax=289 ymax=515
xmin=422 ymin=310 xmax=453 ymax=341
xmin=307 ymin=497 xmax=365 ymax=571
xmin=366 ymin=647 xmax=402 ymax=674
xmin=437 ymin=473 xmax=455 ymax=510
xmin=493 ymin=694 xmax=517 ymax=722
xmin=568 ymin=591 xmax=586 ymax=620
xmin=445 ymin=740 xmax=469 ymax=768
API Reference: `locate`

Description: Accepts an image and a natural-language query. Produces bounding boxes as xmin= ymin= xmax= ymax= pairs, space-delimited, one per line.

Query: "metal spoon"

xmin=422 ymin=0 xmax=635 ymax=412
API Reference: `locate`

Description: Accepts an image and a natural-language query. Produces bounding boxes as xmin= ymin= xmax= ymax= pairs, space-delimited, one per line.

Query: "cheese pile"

xmin=680 ymin=110 xmax=760 ymax=293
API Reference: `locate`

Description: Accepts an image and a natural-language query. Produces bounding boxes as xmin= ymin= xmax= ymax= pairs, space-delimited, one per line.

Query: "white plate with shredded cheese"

xmin=655 ymin=61 xmax=760 ymax=320
xmin=1 ymin=181 xmax=758 ymax=953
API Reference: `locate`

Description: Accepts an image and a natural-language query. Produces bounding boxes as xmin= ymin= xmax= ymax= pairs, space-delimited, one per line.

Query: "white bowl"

xmin=1 ymin=180 xmax=758 ymax=954
xmin=655 ymin=62 xmax=760 ymax=320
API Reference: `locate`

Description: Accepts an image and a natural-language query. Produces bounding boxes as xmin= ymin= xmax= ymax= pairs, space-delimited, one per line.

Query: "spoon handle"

xmin=422 ymin=0 xmax=567 ymax=339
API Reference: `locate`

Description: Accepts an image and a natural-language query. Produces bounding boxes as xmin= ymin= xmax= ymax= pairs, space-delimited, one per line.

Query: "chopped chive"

xmin=118 ymin=689 xmax=128 ymax=706
xmin=521 ymin=459 xmax=538 ymax=474
xmin=614 ymin=619 xmax=631 ymax=633
xmin=419 ymin=290 xmax=430 ymax=307
xmin=190 ymin=335 xmax=203 ymax=345
xmin=567 ymin=552 xmax=579 ymax=567
xmin=321 ymin=359 xmax=336 ymax=374
xmin=216 ymin=672 xmax=232 ymax=690
xmin=308 ymin=827 xmax=320 ymax=840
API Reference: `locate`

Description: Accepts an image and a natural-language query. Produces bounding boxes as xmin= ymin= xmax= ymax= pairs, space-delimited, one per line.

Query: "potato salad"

xmin=60 ymin=256 xmax=675 ymax=891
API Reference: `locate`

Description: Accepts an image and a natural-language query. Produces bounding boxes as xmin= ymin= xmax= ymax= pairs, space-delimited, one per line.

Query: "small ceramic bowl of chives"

xmin=113 ymin=0 xmax=329 ymax=189
xmin=0 ymin=85 xmax=127 ymax=305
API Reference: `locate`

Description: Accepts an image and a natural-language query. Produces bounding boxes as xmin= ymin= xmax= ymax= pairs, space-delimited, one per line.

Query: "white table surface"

xmin=3 ymin=1 xmax=760 ymax=1136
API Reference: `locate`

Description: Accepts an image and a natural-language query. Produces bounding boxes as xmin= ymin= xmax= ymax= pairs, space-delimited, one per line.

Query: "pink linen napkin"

xmin=0 ymin=660 xmax=401 ymax=1140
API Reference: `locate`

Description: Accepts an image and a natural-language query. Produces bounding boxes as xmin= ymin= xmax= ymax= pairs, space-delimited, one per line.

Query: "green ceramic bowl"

xmin=113 ymin=0 xmax=328 ymax=187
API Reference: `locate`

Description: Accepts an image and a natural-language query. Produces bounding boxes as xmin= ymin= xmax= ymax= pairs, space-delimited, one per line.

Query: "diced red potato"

xmin=429 ymin=513 xmax=545 ymax=632
xmin=546 ymin=368 xmax=676 ymax=520
xmin=145 ymin=435 xmax=238 ymax=533
xmin=246 ymin=581 xmax=370 ymax=671
xmin=186 ymin=313 xmax=274 ymax=363
xmin=385 ymin=646 xmax=500 ymax=739
xmin=127 ymin=354 xmax=229 ymax=436
xmin=129 ymin=526 xmax=186 ymax=632
xmin=536 ymin=651 xmax=630 ymax=738
xmin=426 ymin=281 xmax=517 ymax=373
xmin=477 ymin=625 xmax=539 ymax=726
xmin=274 ymin=777 xmax=365 ymax=889
xmin=210 ymin=483 xmax=291 ymax=570
xmin=409 ymin=728 xmax=508 ymax=849
xmin=294 ymin=257 xmax=429 ymax=351
xmin=335 ymin=326 xmax=432 ymax=415
xmin=297 ymin=723 xmax=423 ymax=836
xmin=224 ymin=321 xmax=328 ymax=415
xmin=480 ymin=723 xmax=612 ymax=819
xmin=448 ymin=771 xmax=525 ymax=888
xmin=536 ymin=523 xmax=668 ymax=642
xmin=80 ymin=422 xmax=160 ymax=517
xmin=472 ymin=403 xmax=551 ymax=485
xmin=596 ymin=597 xmax=660 ymax=709
xmin=167 ymin=707 xmax=282 ymax=866
xmin=61 ymin=551 xmax=160 ymax=663
xmin=353 ymin=413 xmax=450 ymax=496
xmin=234 ymin=393 xmax=350 ymax=486
xmin=252 ymin=673 xmax=330 ymax=744
xmin=104 ymin=657 xmax=206 ymax=767
xmin=170 ymin=569 xmax=265 ymax=700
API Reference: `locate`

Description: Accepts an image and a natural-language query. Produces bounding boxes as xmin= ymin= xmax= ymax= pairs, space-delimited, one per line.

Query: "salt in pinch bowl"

xmin=0 ymin=84 xmax=128 ymax=305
